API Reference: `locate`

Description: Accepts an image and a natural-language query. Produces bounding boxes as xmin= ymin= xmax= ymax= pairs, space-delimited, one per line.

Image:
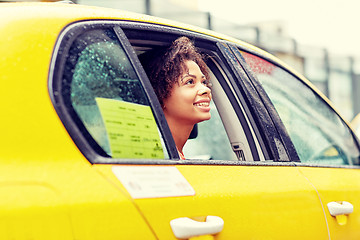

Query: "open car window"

xmin=124 ymin=28 xmax=264 ymax=161
xmin=130 ymin=43 xmax=239 ymax=161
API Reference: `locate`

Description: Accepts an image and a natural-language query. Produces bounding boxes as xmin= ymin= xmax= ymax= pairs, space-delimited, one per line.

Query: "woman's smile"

xmin=193 ymin=99 xmax=211 ymax=110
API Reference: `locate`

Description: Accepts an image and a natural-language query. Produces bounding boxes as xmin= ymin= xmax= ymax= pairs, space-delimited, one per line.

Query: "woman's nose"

xmin=197 ymin=84 xmax=211 ymax=96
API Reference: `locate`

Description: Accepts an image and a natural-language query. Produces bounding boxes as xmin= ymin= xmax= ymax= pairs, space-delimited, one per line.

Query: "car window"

xmin=62 ymin=28 xmax=167 ymax=159
xmin=123 ymin=38 xmax=255 ymax=161
xmin=241 ymin=51 xmax=360 ymax=165
xmin=126 ymin=30 xmax=257 ymax=161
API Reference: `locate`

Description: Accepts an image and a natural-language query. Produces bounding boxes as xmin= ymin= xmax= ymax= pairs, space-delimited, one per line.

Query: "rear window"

xmin=56 ymin=26 xmax=167 ymax=160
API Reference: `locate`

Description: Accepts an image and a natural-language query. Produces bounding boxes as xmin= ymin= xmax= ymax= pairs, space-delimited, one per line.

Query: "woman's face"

xmin=163 ymin=60 xmax=212 ymax=126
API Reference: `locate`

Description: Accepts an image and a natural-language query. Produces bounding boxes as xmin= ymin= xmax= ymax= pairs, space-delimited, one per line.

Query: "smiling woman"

xmin=139 ymin=36 xmax=212 ymax=159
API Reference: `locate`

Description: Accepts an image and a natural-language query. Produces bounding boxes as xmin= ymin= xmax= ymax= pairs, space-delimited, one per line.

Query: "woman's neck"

xmin=164 ymin=115 xmax=193 ymax=154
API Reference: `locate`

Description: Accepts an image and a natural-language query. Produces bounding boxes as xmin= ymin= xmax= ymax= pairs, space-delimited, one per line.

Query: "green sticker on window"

xmin=95 ymin=98 xmax=164 ymax=159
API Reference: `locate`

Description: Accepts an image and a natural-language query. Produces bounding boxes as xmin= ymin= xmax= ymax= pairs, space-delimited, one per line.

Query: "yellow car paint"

xmin=297 ymin=167 xmax=360 ymax=240
xmin=96 ymin=164 xmax=329 ymax=239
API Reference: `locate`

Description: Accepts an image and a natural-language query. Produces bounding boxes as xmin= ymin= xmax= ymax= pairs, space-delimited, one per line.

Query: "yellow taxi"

xmin=1 ymin=2 xmax=360 ymax=239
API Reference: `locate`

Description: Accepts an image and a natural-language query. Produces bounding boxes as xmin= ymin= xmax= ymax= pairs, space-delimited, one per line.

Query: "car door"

xmin=52 ymin=21 xmax=330 ymax=239
xmin=238 ymin=47 xmax=360 ymax=239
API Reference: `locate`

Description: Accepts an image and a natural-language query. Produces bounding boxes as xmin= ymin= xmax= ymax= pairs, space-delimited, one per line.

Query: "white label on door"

xmin=112 ymin=166 xmax=195 ymax=199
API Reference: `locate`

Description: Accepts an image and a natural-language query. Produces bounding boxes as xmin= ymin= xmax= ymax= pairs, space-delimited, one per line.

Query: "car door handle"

xmin=170 ymin=216 xmax=224 ymax=239
xmin=327 ymin=201 xmax=354 ymax=216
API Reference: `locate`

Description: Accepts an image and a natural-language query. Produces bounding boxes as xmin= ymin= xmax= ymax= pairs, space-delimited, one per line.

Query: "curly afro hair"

xmin=139 ymin=36 xmax=210 ymax=107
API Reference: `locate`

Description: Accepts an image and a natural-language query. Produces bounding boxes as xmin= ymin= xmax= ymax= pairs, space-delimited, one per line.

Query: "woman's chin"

xmin=196 ymin=113 xmax=211 ymax=123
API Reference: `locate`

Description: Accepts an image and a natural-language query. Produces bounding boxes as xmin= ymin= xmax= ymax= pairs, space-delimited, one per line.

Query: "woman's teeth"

xmin=194 ymin=102 xmax=209 ymax=107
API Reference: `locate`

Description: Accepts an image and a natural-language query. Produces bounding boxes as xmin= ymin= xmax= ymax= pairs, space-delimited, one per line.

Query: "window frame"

xmin=217 ymin=43 xmax=293 ymax=161
xmin=205 ymin=58 xmax=261 ymax=161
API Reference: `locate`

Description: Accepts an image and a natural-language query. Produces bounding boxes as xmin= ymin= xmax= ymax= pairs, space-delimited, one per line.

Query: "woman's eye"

xmin=203 ymin=80 xmax=212 ymax=89
xmin=185 ymin=79 xmax=194 ymax=85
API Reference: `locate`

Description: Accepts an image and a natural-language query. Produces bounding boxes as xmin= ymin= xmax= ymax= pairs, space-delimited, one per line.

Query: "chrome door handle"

xmin=170 ymin=216 xmax=224 ymax=239
xmin=327 ymin=201 xmax=353 ymax=216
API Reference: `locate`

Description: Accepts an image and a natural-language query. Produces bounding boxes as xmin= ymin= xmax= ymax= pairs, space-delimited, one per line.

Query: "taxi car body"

xmin=1 ymin=2 xmax=360 ymax=240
